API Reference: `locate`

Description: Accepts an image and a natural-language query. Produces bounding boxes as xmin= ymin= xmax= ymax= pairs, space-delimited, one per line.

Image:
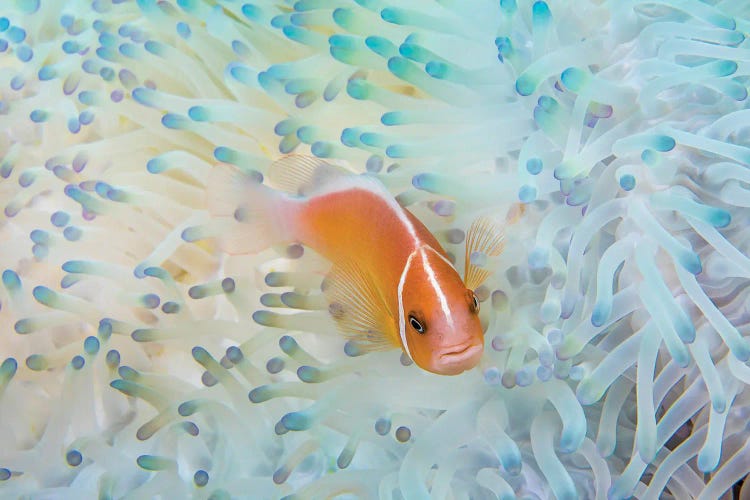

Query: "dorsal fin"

xmin=267 ymin=155 xmax=352 ymax=196
xmin=323 ymin=259 xmax=400 ymax=352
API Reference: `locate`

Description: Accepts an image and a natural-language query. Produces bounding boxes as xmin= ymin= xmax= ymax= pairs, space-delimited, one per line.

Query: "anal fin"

xmin=323 ymin=259 xmax=399 ymax=352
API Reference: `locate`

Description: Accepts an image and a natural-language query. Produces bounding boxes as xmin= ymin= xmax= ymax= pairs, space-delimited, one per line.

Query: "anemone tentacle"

xmin=1 ymin=0 xmax=750 ymax=498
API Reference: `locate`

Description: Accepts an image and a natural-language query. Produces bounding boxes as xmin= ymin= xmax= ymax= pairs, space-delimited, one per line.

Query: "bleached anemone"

xmin=2 ymin=0 xmax=750 ymax=498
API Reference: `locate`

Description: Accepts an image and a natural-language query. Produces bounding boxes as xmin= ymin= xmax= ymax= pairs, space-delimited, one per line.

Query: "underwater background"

xmin=2 ymin=0 xmax=750 ymax=498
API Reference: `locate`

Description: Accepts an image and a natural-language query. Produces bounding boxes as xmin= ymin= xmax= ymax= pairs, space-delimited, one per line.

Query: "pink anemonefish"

xmin=206 ymin=156 xmax=508 ymax=375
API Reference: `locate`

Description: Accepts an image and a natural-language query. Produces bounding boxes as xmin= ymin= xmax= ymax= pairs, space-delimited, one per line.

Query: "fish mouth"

xmin=435 ymin=343 xmax=484 ymax=374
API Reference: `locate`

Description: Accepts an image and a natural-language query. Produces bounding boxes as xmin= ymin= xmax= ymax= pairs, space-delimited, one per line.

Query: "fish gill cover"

xmin=1 ymin=0 xmax=750 ymax=498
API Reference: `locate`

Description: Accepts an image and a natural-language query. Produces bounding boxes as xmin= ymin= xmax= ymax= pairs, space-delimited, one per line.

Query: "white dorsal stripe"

xmin=419 ymin=247 xmax=455 ymax=331
xmin=365 ymin=180 xmax=420 ymax=243
xmin=312 ymin=174 xmax=421 ymax=244
xmin=423 ymin=244 xmax=456 ymax=271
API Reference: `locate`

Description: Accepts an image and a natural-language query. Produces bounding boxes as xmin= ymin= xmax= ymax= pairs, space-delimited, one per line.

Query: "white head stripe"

xmin=397 ymin=245 xmax=458 ymax=360
xmin=397 ymin=248 xmax=420 ymax=360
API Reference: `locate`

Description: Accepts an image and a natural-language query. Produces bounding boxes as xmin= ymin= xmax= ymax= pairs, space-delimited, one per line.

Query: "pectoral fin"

xmin=323 ymin=259 xmax=399 ymax=352
xmin=464 ymin=215 xmax=505 ymax=290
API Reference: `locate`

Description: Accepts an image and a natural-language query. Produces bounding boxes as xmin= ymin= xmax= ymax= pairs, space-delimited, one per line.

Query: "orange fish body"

xmin=296 ymin=183 xmax=484 ymax=374
xmin=207 ymin=156 xmax=503 ymax=375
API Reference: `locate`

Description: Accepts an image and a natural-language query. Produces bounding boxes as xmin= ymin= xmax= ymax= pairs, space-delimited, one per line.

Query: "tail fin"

xmin=206 ymin=165 xmax=298 ymax=254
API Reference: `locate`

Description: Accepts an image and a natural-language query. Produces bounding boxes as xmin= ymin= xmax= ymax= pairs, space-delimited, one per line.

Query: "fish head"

xmin=398 ymin=246 xmax=484 ymax=375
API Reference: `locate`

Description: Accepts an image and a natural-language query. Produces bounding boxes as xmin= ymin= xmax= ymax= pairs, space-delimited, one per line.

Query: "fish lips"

xmin=435 ymin=343 xmax=484 ymax=374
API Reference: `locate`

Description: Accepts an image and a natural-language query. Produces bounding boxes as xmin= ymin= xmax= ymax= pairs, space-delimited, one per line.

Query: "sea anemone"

xmin=2 ymin=0 xmax=750 ymax=498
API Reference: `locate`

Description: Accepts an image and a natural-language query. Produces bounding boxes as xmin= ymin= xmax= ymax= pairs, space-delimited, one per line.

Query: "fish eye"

xmin=470 ymin=292 xmax=480 ymax=313
xmin=408 ymin=315 xmax=425 ymax=334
